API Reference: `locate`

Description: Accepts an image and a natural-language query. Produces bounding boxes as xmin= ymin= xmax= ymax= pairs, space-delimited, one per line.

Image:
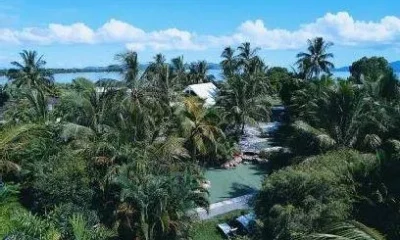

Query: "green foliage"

xmin=0 ymin=84 xmax=9 ymax=107
xmin=115 ymin=164 xmax=209 ymax=240
xmin=69 ymin=213 xmax=116 ymax=240
xmin=188 ymin=60 xmax=215 ymax=84
xmin=173 ymin=96 xmax=225 ymax=163
xmin=282 ymin=77 xmax=391 ymax=156
xmin=294 ymin=221 xmax=386 ymax=240
xmin=266 ymin=66 xmax=292 ymax=93
xmin=0 ymin=184 xmax=23 ymax=237
xmin=255 ymin=150 xmax=376 ymax=240
xmin=217 ymin=42 xmax=271 ymax=135
xmin=1 ymin=49 xmax=223 ymax=240
xmin=2 ymin=42 xmax=400 ymax=240
xmin=350 ymin=56 xmax=392 ymax=83
xmin=190 ymin=210 xmax=249 ymax=240
xmin=30 ymin=151 xmax=93 ymax=213
xmin=0 ymin=184 xmax=62 ymax=240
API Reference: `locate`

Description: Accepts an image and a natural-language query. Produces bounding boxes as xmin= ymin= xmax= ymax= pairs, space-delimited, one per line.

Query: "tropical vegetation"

xmin=0 ymin=43 xmax=271 ymax=240
xmin=1 ymin=36 xmax=400 ymax=240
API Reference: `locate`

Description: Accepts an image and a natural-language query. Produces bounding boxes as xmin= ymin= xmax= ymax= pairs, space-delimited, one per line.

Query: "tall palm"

xmin=237 ymin=42 xmax=260 ymax=72
xmin=296 ymin=37 xmax=334 ymax=79
xmin=188 ymin=61 xmax=214 ymax=84
xmin=143 ymin=54 xmax=170 ymax=94
xmin=217 ymin=76 xmax=271 ymax=134
xmin=7 ymin=50 xmax=54 ymax=90
xmin=115 ymin=51 xmax=140 ymax=89
xmin=220 ymin=47 xmax=237 ymax=77
xmin=170 ymin=56 xmax=188 ymax=88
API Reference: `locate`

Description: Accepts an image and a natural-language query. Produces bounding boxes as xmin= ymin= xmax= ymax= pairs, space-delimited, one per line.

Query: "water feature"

xmin=205 ymin=164 xmax=267 ymax=203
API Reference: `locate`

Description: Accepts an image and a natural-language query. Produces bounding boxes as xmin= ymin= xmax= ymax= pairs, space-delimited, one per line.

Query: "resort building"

xmin=183 ymin=82 xmax=217 ymax=106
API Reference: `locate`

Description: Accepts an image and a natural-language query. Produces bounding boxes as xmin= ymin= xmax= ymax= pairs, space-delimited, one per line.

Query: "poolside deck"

xmin=195 ymin=194 xmax=254 ymax=220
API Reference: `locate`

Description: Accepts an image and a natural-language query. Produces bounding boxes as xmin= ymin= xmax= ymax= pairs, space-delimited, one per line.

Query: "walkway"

xmin=194 ymin=194 xmax=254 ymax=220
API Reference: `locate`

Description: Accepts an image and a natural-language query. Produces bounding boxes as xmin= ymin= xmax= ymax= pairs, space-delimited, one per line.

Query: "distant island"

xmin=335 ymin=60 xmax=400 ymax=72
xmin=2 ymin=60 xmax=398 ymax=78
xmin=0 ymin=65 xmax=123 ymax=77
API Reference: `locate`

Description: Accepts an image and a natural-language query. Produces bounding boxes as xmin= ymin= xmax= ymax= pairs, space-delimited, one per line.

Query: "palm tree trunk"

xmin=241 ymin=114 xmax=246 ymax=134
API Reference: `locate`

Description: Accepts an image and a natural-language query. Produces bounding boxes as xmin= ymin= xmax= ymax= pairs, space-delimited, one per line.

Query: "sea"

xmin=0 ymin=69 xmax=223 ymax=85
xmin=0 ymin=70 xmax=396 ymax=85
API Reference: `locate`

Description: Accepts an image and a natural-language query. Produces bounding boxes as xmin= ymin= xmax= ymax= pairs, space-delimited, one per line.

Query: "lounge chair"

xmin=217 ymin=223 xmax=237 ymax=238
xmin=235 ymin=213 xmax=256 ymax=233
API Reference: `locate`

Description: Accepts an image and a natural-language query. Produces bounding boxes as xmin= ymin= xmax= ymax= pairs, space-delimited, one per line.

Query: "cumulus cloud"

xmin=209 ymin=12 xmax=400 ymax=50
xmin=1 ymin=12 xmax=400 ymax=51
xmin=48 ymin=23 xmax=95 ymax=43
xmin=97 ymin=19 xmax=145 ymax=42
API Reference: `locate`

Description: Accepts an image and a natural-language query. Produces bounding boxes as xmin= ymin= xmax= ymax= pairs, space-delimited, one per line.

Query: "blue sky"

xmin=0 ymin=0 xmax=399 ymax=68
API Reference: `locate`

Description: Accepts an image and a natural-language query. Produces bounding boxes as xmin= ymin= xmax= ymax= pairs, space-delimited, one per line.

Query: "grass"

xmin=190 ymin=210 xmax=249 ymax=240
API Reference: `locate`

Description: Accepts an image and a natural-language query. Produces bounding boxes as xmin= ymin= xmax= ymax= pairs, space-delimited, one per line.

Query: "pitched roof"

xmin=183 ymin=82 xmax=217 ymax=106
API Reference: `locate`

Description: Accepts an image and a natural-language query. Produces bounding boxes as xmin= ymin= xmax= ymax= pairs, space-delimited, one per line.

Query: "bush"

xmin=30 ymin=152 xmax=94 ymax=213
xmin=255 ymin=150 xmax=377 ymax=240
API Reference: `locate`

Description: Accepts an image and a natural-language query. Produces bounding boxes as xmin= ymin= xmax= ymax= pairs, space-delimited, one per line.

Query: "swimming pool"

xmin=205 ymin=164 xmax=267 ymax=203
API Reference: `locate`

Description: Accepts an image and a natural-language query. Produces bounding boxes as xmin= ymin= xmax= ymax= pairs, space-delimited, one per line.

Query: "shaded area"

xmin=205 ymin=164 xmax=267 ymax=203
xmin=190 ymin=210 xmax=249 ymax=240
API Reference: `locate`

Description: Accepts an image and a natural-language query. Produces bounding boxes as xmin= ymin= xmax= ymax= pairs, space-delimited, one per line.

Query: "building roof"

xmin=183 ymin=82 xmax=217 ymax=106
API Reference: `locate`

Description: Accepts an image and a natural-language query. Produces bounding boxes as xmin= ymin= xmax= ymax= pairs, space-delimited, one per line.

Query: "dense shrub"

xmin=255 ymin=150 xmax=377 ymax=239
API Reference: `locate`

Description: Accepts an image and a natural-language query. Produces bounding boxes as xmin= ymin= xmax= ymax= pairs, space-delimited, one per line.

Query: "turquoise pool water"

xmin=205 ymin=164 xmax=267 ymax=203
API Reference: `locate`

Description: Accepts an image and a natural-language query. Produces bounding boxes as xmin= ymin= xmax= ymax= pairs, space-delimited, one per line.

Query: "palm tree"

xmin=188 ymin=61 xmax=214 ymax=84
xmin=289 ymin=80 xmax=388 ymax=154
xmin=115 ymin=51 xmax=140 ymax=89
xmin=7 ymin=50 xmax=54 ymax=90
xmin=220 ymin=47 xmax=237 ymax=77
xmin=237 ymin=42 xmax=260 ymax=73
xmin=0 ymin=124 xmax=45 ymax=176
xmin=116 ymin=164 xmax=208 ymax=240
xmin=174 ymin=97 xmax=223 ymax=162
xmin=20 ymin=88 xmax=51 ymax=123
xmin=296 ymin=37 xmax=335 ymax=79
xmin=142 ymin=54 xmax=171 ymax=100
xmin=170 ymin=56 xmax=188 ymax=88
xmin=295 ymin=221 xmax=385 ymax=240
xmin=217 ymin=43 xmax=271 ymax=135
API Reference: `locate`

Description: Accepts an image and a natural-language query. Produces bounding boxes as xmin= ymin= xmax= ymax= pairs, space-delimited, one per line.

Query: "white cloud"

xmin=0 ymin=29 xmax=19 ymax=43
xmin=49 ymin=23 xmax=95 ymax=43
xmin=1 ymin=12 xmax=400 ymax=51
xmin=210 ymin=12 xmax=400 ymax=50
xmin=97 ymin=19 xmax=145 ymax=42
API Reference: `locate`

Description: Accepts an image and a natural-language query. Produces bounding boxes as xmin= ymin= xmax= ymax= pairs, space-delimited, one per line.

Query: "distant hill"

xmin=335 ymin=61 xmax=400 ymax=72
